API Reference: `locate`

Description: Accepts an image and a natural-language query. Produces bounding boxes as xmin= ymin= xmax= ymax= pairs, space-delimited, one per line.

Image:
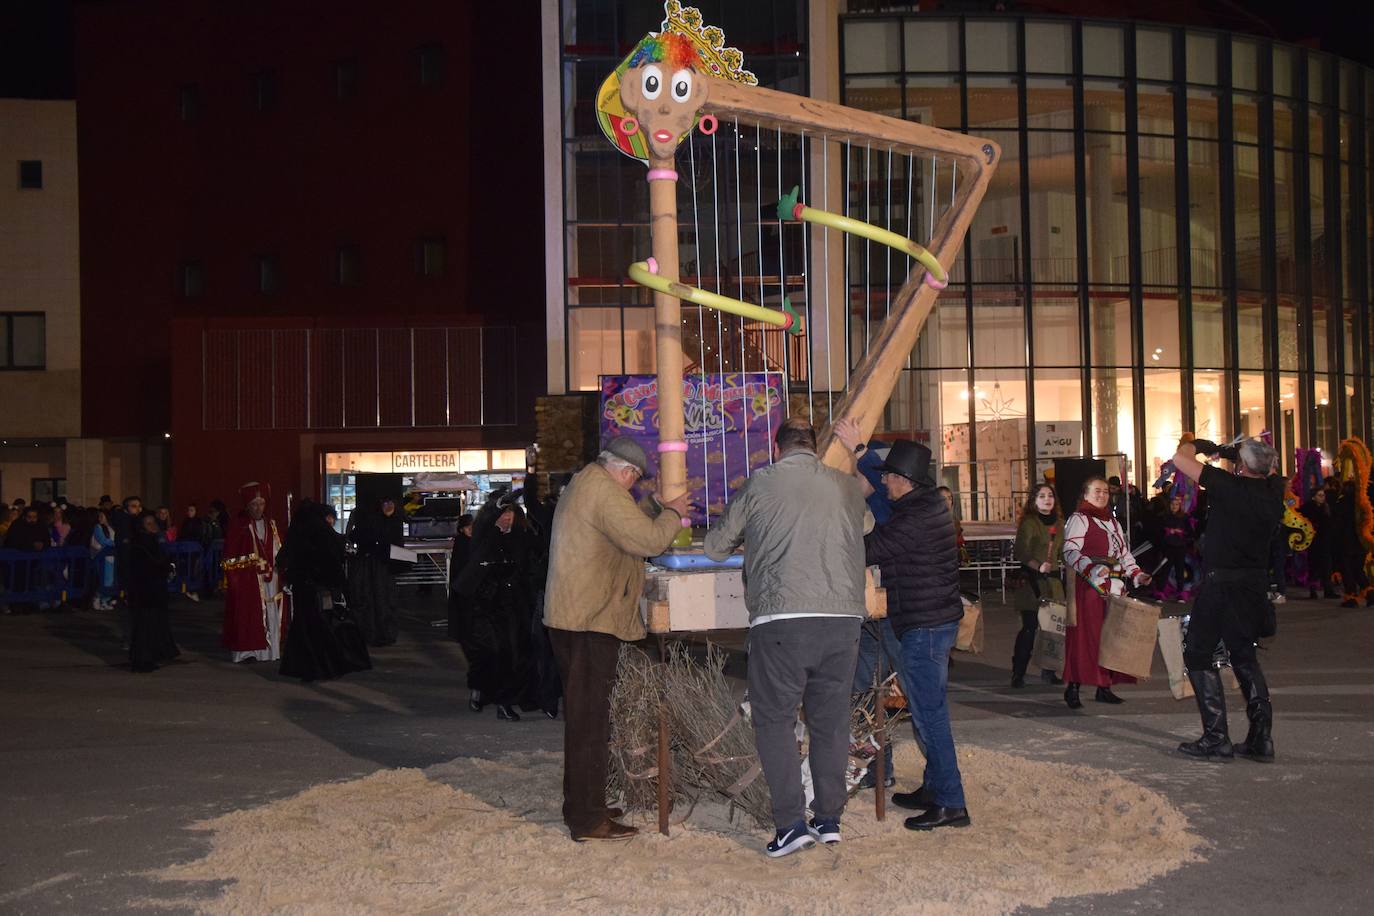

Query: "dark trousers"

xmin=1011 ymin=609 xmax=1038 ymax=678
xmin=1268 ymin=535 xmax=1288 ymax=594
xmin=549 ymin=627 xmax=621 ymax=835
xmin=1160 ymin=547 xmax=1193 ymax=590
xmin=1338 ymin=551 xmax=1366 ymax=598
xmin=1183 ymin=577 xmax=1264 ymax=670
xmin=748 ymin=616 xmax=862 ymax=829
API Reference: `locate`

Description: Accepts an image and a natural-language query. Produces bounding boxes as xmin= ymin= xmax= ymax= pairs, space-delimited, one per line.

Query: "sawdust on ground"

xmin=154 ymin=741 xmax=1203 ymax=915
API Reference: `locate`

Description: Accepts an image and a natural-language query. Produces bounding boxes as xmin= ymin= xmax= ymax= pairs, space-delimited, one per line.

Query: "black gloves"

xmin=1190 ymin=439 xmax=1221 ymax=457
xmin=1217 ymin=444 xmax=1241 ymax=462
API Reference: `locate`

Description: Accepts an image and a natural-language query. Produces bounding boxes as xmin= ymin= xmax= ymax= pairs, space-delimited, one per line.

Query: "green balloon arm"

xmin=776 ymin=188 xmax=949 ymax=285
xmin=628 ymin=261 xmax=793 ymax=330
xmin=778 ymin=185 xmax=802 ymax=222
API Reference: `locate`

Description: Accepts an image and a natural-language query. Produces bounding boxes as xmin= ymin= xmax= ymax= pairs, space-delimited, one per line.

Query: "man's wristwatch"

xmin=853 ymin=442 xmax=866 ymax=455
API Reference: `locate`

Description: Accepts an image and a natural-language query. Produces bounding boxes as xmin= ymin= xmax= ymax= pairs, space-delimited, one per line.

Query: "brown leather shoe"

xmin=605 ymin=806 xmax=624 ymax=819
xmin=571 ymin=819 xmax=638 ymax=842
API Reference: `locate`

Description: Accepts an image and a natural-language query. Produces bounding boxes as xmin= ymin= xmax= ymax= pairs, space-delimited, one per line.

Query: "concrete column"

xmin=64 ymin=438 xmax=105 ymax=506
xmin=1086 ymin=108 xmax=1118 ymax=455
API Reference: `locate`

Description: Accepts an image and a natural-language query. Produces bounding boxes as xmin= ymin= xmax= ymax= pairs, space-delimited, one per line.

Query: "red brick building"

xmin=74 ymin=0 xmax=544 ymax=517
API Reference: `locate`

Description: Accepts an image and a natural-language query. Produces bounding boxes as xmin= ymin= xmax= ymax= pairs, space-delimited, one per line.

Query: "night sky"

xmin=1 ymin=1 xmax=1373 ymax=101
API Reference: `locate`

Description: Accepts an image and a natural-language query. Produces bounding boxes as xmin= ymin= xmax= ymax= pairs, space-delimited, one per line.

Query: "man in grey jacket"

xmin=704 ymin=417 xmax=870 ymax=857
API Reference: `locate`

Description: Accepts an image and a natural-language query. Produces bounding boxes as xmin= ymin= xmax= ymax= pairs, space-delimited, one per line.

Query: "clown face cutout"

xmin=619 ymin=45 xmax=709 ymax=160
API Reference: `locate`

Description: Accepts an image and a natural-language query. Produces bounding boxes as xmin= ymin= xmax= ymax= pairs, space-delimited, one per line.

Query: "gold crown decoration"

xmin=660 ymin=0 xmax=758 ymax=86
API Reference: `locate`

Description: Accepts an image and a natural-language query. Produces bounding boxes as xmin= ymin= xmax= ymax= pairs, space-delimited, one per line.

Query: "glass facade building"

xmin=550 ymin=3 xmax=1374 ymax=519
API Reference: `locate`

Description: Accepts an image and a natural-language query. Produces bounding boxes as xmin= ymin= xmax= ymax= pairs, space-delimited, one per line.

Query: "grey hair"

xmin=1238 ymin=439 xmax=1278 ymax=475
xmin=596 ymin=451 xmax=636 ymax=474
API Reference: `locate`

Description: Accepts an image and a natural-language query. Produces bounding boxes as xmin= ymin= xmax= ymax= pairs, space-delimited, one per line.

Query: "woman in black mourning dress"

xmin=278 ymin=500 xmax=372 ymax=682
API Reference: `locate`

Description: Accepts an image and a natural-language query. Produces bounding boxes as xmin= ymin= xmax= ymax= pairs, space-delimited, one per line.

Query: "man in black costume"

xmin=278 ymin=500 xmax=371 ymax=682
xmin=1170 ymin=436 xmax=1284 ymax=762
xmin=345 ymin=498 xmax=404 ymax=647
xmin=453 ymin=490 xmax=538 ymax=721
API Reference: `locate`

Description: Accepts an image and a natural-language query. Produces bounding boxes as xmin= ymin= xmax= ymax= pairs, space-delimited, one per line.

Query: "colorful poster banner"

xmin=599 ymin=373 xmax=784 ymax=525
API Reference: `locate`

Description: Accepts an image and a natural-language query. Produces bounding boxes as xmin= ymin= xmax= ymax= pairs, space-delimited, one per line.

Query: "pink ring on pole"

xmin=646 ymin=168 xmax=679 ymax=182
xmin=622 ymin=117 xmax=639 ymax=136
xmin=924 ymin=273 xmax=949 ymax=290
xmin=698 ymin=114 xmax=718 ymax=135
xmin=792 ymin=203 xmax=806 ymax=221
xmin=645 ymin=257 xmax=659 ymax=274
xmin=657 ymin=440 xmax=689 ymax=453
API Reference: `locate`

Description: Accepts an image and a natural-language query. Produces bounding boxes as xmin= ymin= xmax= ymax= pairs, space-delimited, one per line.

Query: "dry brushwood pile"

xmin=608 ymin=643 xmax=909 ymax=828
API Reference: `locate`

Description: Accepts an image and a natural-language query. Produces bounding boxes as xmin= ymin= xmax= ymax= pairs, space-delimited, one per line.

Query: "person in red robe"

xmin=1061 ymin=476 xmax=1151 ymax=709
xmin=221 ymin=482 xmax=289 ymax=663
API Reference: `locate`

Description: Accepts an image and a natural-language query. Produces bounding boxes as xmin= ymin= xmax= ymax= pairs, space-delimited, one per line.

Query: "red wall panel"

xmin=76 ymin=0 xmax=545 ymax=440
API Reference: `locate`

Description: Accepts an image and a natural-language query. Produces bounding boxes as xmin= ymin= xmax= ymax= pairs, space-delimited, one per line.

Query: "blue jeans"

xmin=852 ymin=618 xmax=905 ymax=693
xmin=897 ymin=620 xmax=966 ymax=808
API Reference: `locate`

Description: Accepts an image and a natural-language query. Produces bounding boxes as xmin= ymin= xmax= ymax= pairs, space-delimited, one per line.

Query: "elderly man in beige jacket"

xmin=544 ymin=436 xmax=690 ymax=842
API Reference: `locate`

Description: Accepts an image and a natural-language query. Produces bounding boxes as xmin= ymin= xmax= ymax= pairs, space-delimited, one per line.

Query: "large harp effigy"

xmin=595 ymin=2 xmax=999 ymax=832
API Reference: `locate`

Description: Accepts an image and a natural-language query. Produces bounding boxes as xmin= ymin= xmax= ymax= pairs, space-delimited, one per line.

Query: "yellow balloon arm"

xmin=628 ymin=261 xmax=801 ymax=333
xmin=777 ymin=185 xmax=948 ymax=285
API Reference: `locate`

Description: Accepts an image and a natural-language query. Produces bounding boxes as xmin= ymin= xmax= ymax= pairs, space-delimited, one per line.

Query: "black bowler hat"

xmin=879 ymin=439 xmax=936 ymax=487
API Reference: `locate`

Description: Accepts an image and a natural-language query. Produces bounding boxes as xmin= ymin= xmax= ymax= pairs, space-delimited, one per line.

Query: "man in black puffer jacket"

xmin=835 ymin=421 xmax=969 ymax=832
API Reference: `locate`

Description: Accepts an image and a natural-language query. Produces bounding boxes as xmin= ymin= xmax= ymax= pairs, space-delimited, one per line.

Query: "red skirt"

xmin=1063 ymin=577 xmax=1136 ymax=688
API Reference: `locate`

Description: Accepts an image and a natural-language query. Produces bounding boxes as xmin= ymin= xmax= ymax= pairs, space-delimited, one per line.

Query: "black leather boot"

xmin=1178 ymin=668 xmax=1233 ymax=760
xmin=1011 ymin=626 xmax=1035 ymax=688
xmin=1231 ymin=656 xmax=1275 ymax=762
xmin=1064 ymin=682 xmax=1082 ymax=709
xmin=1094 ymin=686 xmax=1125 ymax=704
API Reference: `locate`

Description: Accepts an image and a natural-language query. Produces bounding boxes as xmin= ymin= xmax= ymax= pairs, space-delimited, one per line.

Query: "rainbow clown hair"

xmin=628 ymin=31 xmax=699 ymax=71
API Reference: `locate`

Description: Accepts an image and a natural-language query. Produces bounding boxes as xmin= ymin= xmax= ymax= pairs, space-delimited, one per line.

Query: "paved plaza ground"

xmin=1 ymin=589 xmax=1371 ymax=913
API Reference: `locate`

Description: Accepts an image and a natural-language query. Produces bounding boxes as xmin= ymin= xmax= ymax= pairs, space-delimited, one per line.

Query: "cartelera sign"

xmin=392 ymin=451 xmax=461 ymax=472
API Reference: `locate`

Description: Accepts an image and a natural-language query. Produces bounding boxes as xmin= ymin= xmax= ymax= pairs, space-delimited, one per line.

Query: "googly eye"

xmin=641 ymin=64 xmax=663 ymax=101
xmin=671 ymin=69 xmax=693 ymax=102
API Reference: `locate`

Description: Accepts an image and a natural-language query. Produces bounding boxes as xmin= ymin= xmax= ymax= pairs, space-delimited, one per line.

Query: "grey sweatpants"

xmin=747 ymin=615 xmax=862 ymax=829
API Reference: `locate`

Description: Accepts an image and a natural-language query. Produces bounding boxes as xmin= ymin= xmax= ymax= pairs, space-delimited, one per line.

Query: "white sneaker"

xmin=187 ymin=593 xmax=201 ymax=603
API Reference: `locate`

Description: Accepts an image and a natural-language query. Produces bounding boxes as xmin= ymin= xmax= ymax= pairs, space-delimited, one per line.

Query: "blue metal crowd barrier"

xmin=164 ymin=540 xmax=227 ymax=594
xmin=0 ymin=539 xmax=226 ymax=608
xmin=0 ymin=547 xmax=101 ymax=606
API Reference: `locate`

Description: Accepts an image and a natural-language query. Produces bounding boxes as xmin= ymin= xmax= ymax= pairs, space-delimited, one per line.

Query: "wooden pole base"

xmin=657 ymin=700 xmax=671 ymax=836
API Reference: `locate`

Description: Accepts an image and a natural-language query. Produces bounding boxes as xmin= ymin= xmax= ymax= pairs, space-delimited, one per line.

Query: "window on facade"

xmin=178 ymin=261 xmax=205 ymax=298
xmin=0 ymin=313 xmax=46 ymax=369
xmin=844 ymin=21 xmax=900 ymax=73
xmin=335 ymin=59 xmax=359 ymax=101
xmin=1232 ymin=40 xmax=1260 ymax=91
xmin=1025 ymin=21 xmax=1071 ymax=74
xmin=1135 ymin=29 xmax=1173 ymax=81
xmin=31 ymin=478 xmax=66 ymax=505
xmin=1081 ymin=25 xmax=1124 ymax=77
xmin=178 ymin=83 xmax=200 ymax=122
xmin=417 ymin=44 xmax=444 ymax=87
xmin=257 ymin=255 xmax=280 ymax=294
xmin=1143 ymin=368 xmax=1183 ymax=479
xmin=417 ymin=237 xmax=446 ymax=278
xmin=254 ymin=71 xmax=279 ymax=111
xmin=335 ymin=245 xmax=362 ymax=286
xmin=965 ymin=21 xmax=1016 ymax=72
xmin=902 ymin=19 xmax=958 ymax=72
xmin=17 ymin=160 xmax=42 ymax=189
xmin=1184 ymin=33 xmax=1218 ymax=85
